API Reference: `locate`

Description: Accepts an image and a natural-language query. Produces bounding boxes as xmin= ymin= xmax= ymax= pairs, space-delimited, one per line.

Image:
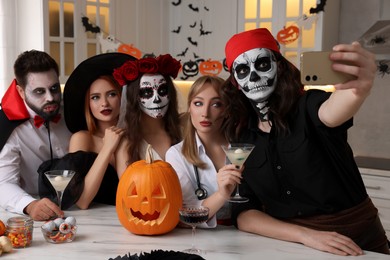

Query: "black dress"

xmin=37 ymin=151 xmax=119 ymax=209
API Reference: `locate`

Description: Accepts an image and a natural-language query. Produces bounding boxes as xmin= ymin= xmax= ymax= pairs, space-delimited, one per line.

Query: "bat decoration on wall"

xmin=188 ymin=4 xmax=199 ymax=12
xmin=204 ymin=6 xmax=209 ymax=11
xmin=171 ymin=0 xmax=181 ymax=6
xmin=187 ymin=37 xmax=198 ymax=46
xmin=369 ymin=35 xmax=387 ymax=45
xmin=377 ymin=60 xmax=390 ymax=78
xmin=177 ymin=47 xmax=189 ymax=57
xmin=189 ymin=22 xmax=197 ymax=28
xmin=193 ymin=52 xmax=200 ymax=59
xmin=172 ymin=26 xmax=181 ymax=34
xmin=200 ymin=21 xmax=212 ymax=36
xmin=81 ymin=16 xmax=101 ymax=33
xmin=309 ymin=0 xmax=327 ymax=14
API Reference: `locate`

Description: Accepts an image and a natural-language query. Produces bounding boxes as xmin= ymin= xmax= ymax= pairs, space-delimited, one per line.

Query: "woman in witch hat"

xmin=39 ymin=52 xmax=136 ymax=210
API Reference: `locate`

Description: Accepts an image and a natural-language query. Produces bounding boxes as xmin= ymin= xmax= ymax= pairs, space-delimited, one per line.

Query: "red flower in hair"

xmin=157 ymin=54 xmax=181 ymax=79
xmin=113 ymin=54 xmax=181 ymax=86
xmin=113 ymin=61 xmax=139 ymax=85
xmin=138 ymin=58 xmax=158 ymax=74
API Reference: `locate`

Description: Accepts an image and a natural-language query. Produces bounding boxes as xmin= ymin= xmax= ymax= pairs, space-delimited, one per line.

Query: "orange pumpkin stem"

xmin=145 ymin=144 xmax=154 ymax=164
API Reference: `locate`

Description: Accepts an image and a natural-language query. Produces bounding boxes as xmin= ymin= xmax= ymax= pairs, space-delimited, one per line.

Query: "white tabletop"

xmin=0 ymin=204 xmax=389 ymax=260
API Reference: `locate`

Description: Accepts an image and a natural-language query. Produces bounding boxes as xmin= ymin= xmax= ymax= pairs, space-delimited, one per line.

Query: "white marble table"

xmin=0 ymin=204 xmax=389 ymax=260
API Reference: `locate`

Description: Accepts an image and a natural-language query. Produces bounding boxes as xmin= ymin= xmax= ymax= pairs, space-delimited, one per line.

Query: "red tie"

xmin=34 ymin=114 xmax=61 ymax=128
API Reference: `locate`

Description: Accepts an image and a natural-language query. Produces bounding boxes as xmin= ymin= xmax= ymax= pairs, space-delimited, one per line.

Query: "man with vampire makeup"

xmin=0 ymin=50 xmax=71 ymax=221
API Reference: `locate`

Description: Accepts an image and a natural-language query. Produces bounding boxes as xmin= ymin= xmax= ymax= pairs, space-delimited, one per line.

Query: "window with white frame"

xmin=238 ymin=0 xmax=318 ymax=68
xmin=45 ymin=0 xmax=112 ymax=83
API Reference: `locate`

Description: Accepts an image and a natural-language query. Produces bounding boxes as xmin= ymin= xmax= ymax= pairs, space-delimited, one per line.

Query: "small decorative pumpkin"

xmin=199 ymin=59 xmax=223 ymax=76
xmin=181 ymin=60 xmax=199 ymax=79
xmin=0 ymin=220 xmax=5 ymax=236
xmin=116 ymin=145 xmax=182 ymax=235
xmin=277 ymin=25 xmax=300 ymax=45
xmin=118 ymin=44 xmax=142 ymax=59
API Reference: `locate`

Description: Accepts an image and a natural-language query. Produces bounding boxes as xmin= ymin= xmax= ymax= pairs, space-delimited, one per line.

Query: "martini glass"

xmin=179 ymin=206 xmax=209 ymax=255
xmin=44 ymin=170 xmax=75 ymax=209
xmin=221 ymin=143 xmax=255 ymax=203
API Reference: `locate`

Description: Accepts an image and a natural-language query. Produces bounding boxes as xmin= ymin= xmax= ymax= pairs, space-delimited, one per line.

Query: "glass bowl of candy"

xmin=41 ymin=216 xmax=77 ymax=243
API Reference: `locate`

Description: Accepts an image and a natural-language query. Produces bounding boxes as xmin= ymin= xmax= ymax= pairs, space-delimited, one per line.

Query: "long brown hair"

xmin=181 ymin=75 xmax=245 ymax=169
xmin=124 ymin=75 xmax=182 ymax=164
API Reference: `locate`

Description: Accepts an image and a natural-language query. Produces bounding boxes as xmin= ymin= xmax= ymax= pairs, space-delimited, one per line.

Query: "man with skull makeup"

xmin=114 ymin=54 xmax=182 ymax=176
xmin=224 ymin=28 xmax=389 ymax=255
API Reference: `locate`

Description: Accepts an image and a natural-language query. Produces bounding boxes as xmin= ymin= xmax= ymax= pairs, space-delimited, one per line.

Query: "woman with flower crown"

xmin=113 ymin=54 xmax=182 ymax=176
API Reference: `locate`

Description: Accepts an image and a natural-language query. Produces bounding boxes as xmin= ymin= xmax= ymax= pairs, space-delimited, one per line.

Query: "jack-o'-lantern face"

xmin=199 ymin=59 xmax=223 ymax=76
xmin=182 ymin=60 xmax=199 ymax=77
xmin=116 ymin=146 xmax=182 ymax=235
xmin=118 ymin=44 xmax=142 ymax=59
xmin=122 ymin=171 xmax=170 ymax=224
xmin=277 ymin=25 xmax=299 ymax=45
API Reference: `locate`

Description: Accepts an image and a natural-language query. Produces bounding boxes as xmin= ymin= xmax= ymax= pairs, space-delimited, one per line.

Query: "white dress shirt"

xmin=165 ymin=134 xmax=231 ymax=228
xmin=0 ymin=106 xmax=71 ymax=215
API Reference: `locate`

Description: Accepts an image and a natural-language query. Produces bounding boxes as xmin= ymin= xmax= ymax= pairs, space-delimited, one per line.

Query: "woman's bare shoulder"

xmin=69 ymin=130 xmax=94 ymax=152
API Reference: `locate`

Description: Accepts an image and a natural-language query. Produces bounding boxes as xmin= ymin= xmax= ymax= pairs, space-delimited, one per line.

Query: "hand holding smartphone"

xmin=300 ymin=51 xmax=356 ymax=85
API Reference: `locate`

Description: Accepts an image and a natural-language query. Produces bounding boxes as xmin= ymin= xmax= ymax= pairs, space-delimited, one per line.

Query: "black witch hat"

xmin=63 ymin=52 xmax=136 ymax=133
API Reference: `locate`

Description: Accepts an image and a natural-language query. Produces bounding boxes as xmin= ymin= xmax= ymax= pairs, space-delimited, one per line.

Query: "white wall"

xmin=339 ymin=0 xmax=390 ymax=158
xmin=0 ymin=0 xmax=45 ymax=98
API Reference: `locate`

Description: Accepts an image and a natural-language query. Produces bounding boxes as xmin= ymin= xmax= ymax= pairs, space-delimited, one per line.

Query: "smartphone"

xmin=300 ymin=51 xmax=356 ymax=85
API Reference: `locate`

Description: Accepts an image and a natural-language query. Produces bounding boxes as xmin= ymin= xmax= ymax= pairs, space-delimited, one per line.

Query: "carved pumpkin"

xmin=277 ymin=25 xmax=300 ymax=45
xmin=199 ymin=59 xmax=223 ymax=76
xmin=116 ymin=145 xmax=182 ymax=235
xmin=118 ymin=44 xmax=142 ymax=59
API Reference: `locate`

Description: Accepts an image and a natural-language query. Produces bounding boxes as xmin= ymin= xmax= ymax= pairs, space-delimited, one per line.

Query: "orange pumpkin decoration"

xmin=118 ymin=44 xmax=142 ymax=59
xmin=277 ymin=25 xmax=300 ymax=45
xmin=116 ymin=145 xmax=182 ymax=235
xmin=199 ymin=59 xmax=223 ymax=76
xmin=0 ymin=219 xmax=5 ymax=236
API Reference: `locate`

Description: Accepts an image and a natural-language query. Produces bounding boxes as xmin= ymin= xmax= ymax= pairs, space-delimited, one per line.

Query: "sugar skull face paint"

xmin=138 ymin=74 xmax=169 ymax=118
xmin=233 ymin=48 xmax=277 ymax=103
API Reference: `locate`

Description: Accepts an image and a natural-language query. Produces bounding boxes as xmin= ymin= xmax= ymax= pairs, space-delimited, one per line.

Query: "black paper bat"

xmin=204 ymin=6 xmax=209 ymax=11
xmin=193 ymin=52 xmax=200 ymax=59
xmin=187 ymin=37 xmax=198 ymax=46
xmin=172 ymin=26 xmax=181 ymax=34
xmin=309 ymin=0 xmax=327 ymax=14
xmin=177 ymin=47 xmax=189 ymax=57
xmin=189 ymin=4 xmax=199 ymax=12
xmin=200 ymin=21 xmax=212 ymax=36
xmin=81 ymin=16 xmax=101 ymax=33
xmin=189 ymin=22 xmax=197 ymax=28
xmin=171 ymin=0 xmax=181 ymax=6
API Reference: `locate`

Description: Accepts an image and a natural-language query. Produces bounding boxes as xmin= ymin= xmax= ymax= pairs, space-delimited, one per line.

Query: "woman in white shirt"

xmin=166 ymin=75 xmax=245 ymax=228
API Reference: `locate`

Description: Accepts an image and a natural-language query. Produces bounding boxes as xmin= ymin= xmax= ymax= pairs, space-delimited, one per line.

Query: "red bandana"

xmin=33 ymin=114 xmax=61 ymax=128
xmin=225 ymin=28 xmax=280 ymax=71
